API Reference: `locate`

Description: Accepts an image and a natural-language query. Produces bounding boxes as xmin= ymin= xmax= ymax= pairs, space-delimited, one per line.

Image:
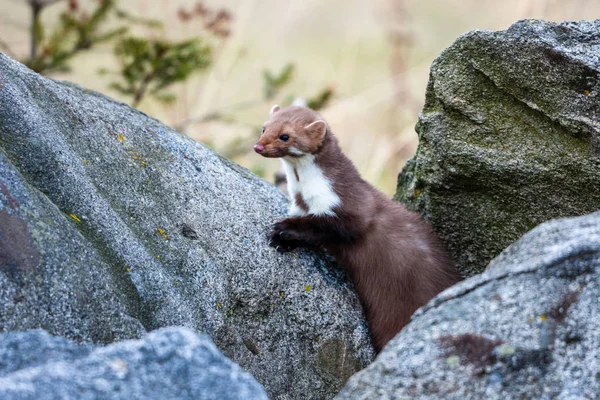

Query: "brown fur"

xmin=294 ymin=193 xmax=309 ymax=212
xmin=256 ymin=106 xmax=462 ymax=352
xmin=256 ymin=107 xmax=327 ymax=157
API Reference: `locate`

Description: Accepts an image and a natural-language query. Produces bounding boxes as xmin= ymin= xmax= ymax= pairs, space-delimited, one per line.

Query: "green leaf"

xmin=108 ymin=82 xmax=132 ymax=95
xmin=114 ymin=8 xmax=164 ymax=29
xmin=275 ymin=63 xmax=294 ymax=86
xmin=154 ymin=92 xmax=177 ymax=104
xmin=95 ymin=27 xmax=129 ymax=43
xmin=108 ymin=35 xmax=212 ymax=106
xmin=24 ymin=0 xmax=125 ymax=75
xmin=262 ymin=63 xmax=295 ymax=99
xmin=306 ymin=87 xmax=334 ymax=110
xmin=33 ymin=17 xmax=45 ymax=44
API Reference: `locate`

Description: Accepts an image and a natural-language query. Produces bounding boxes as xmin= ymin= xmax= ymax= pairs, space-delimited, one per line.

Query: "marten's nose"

xmin=254 ymin=144 xmax=265 ymax=153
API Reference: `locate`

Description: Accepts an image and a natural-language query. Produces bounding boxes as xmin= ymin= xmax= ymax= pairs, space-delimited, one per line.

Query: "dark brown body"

xmin=259 ymin=107 xmax=461 ymax=352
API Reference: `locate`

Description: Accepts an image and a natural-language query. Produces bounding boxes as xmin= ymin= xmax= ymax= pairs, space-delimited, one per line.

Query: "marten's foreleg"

xmin=269 ymin=215 xmax=361 ymax=252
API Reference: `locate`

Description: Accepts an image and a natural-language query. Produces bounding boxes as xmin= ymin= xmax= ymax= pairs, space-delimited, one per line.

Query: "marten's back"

xmin=335 ymin=189 xmax=460 ymax=351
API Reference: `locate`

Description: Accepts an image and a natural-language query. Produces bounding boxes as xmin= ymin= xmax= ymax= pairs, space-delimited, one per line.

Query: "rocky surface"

xmin=395 ymin=19 xmax=600 ymax=276
xmin=3 ymin=18 xmax=600 ymax=400
xmin=0 ymin=53 xmax=374 ymax=399
xmin=0 ymin=327 xmax=268 ymax=400
xmin=337 ymin=210 xmax=600 ymax=399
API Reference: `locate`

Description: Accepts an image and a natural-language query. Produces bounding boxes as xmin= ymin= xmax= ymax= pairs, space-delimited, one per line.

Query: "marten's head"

xmin=254 ymin=105 xmax=328 ymax=158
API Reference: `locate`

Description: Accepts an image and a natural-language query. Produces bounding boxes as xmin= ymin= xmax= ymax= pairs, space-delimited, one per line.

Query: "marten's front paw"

xmin=268 ymin=233 xmax=298 ymax=253
xmin=272 ymin=221 xmax=302 ymax=240
xmin=269 ymin=222 xmax=300 ymax=253
xmin=269 ymin=240 xmax=297 ymax=253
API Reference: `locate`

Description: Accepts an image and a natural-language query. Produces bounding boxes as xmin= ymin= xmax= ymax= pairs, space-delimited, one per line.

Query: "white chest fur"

xmin=281 ymin=156 xmax=341 ymax=217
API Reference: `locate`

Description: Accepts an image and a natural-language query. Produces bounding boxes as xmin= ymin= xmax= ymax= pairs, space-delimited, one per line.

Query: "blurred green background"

xmin=1 ymin=0 xmax=598 ymax=195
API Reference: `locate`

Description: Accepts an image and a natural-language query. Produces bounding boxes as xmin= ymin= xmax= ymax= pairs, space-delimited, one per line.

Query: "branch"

xmin=26 ymin=0 xmax=65 ymax=62
xmin=132 ymin=71 xmax=157 ymax=107
xmin=29 ymin=1 xmax=41 ymax=60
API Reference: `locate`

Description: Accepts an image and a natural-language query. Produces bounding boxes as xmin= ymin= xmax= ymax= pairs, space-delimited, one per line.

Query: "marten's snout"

xmin=254 ymin=144 xmax=265 ymax=153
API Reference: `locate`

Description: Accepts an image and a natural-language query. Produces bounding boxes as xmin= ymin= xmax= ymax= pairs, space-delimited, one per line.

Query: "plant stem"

xmin=132 ymin=71 xmax=155 ymax=107
xmin=30 ymin=1 xmax=42 ymax=61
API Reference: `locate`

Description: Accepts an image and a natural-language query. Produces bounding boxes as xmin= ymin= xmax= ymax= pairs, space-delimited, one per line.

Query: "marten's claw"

xmin=269 ymin=239 xmax=296 ymax=253
xmin=278 ymin=230 xmax=294 ymax=240
xmin=268 ymin=236 xmax=280 ymax=248
xmin=269 ymin=227 xmax=299 ymax=253
xmin=271 ymin=222 xmax=284 ymax=234
xmin=277 ymin=245 xmax=295 ymax=253
xmin=272 ymin=222 xmax=300 ymax=241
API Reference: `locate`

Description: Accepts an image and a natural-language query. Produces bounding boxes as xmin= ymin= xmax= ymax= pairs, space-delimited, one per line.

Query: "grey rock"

xmin=0 ymin=54 xmax=374 ymax=399
xmin=394 ymin=19 xmax=600 ymax=276
xmin=337 ymin=210 xmax=600 ymax=399
xmin=0 ymin=327 xmax=268 ymax=400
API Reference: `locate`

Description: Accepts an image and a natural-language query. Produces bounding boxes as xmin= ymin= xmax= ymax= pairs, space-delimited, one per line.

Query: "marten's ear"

xmin=270 ymin=105 xmax=281 ymax=115
xmin=304 ymin=120 xmax=327 ymax=142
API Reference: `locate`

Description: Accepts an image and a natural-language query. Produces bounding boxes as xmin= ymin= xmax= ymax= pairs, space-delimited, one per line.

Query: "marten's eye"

xmin=279 ymin=134 xmax=290 ymax=142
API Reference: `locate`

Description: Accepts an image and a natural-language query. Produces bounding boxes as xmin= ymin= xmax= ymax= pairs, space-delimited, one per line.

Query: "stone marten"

xmin=254 ymin=105 xmax=461 ymax=352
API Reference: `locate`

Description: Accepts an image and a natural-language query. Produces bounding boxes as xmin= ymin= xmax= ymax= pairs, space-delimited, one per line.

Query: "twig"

xmin=26 ymin=0 xmax=65 ymax=61
xmin=132 ymin=69 xmax=159 ymax=107
xmin=132 ymin=76 xmax=152 ymax=107
xmin=30 ymin=1 xmax=41 ymax=60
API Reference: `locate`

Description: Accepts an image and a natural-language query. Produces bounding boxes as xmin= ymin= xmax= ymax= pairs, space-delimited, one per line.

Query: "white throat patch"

xmin=281 ymin=155 xmax=341 ymax=217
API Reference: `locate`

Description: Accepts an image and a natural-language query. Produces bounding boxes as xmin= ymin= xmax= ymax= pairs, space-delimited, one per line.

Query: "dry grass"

xmin=1 ymin=0 xmax=598 ymax=194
